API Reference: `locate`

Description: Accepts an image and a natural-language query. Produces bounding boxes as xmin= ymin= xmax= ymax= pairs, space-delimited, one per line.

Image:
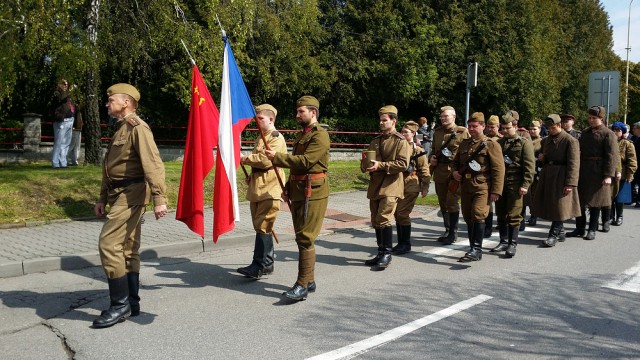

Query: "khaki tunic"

xmin=362 ymin=130 xmax=410 ymax=227
xmin=531 ymin=131 xmax=581 ymax=221
xmin=242 ymin=129 xmax=287 ymax=232
xmin=578 ymin=125 xmax=619 ymax=208
xmin=612 ymin=138 xmax=638 ymax=199
xmin=431 ymin=124 xmax=470 ymax=213
xmin=272 ymin=122 xmax=330 ymax=249
xmin=395 ymin=141 xmax=431 ymax=225
xmin=98 ymin=114 xmax=167 ymax=279
xmin=516 ymin=128 xmax=532 ymax=141
xmin=495 ymin=135 xmax=535 ymax=226
xmin=453 ymin=136 xmax=505 ymax=223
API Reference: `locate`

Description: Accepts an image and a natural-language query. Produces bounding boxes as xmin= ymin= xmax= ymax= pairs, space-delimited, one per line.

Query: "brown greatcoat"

xmin=531 ymin=130 xmax=581 ymax=221
xmin=578 ymin=124 xmax=619 ymax=208
xmin=524 ymin=135 xmax=543 ymax=207
xmin=431 ymin=124 xmax=470 ymax=183
xmin=612 ymin=138 xmax=638 ymax=198
xmin=362 ymin=130 xmax=411 ymax=200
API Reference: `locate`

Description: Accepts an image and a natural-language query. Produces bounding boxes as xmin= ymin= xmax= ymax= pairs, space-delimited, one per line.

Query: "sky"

xmin=601 ymin=0 xmax=640 ymax=63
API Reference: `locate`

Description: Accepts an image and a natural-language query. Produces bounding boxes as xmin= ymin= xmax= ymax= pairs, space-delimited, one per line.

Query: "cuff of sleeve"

xmin=153 ymin=195 xmax=168 ymax=206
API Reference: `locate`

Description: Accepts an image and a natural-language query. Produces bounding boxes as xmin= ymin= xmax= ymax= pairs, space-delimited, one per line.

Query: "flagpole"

xmin=180 ymin=39 xmax=196 ymax=66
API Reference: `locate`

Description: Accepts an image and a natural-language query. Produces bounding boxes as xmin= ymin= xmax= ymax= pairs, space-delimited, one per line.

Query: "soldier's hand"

xmin=430 ymin=156 xmax=438 ymax=167
xmin=603 ymin=177 xmax=612 ymax=186
xmin=452 ymin=171 xmax=462 ymax=182
xmin=563 ymin=186 xmax=573 ymax=195
xmin=366 ymin=160 xmax=380 ymax=172
xmin=616 ymin=172 xmax=622 ymax=181
xmin=154 ymin=204 xmax=168 ymax=220
xmin=281 ymin=190 xmax=289 ymax=203
xmin=519 ymin=187 xmax=528 ymax=196
xmin=537 ymin=153 xmax=544 ymax=162
xmin=94 ymin=202 xmax=106 ymax=217
xmin=490 ymin=193 xmax=500 ymax=202
xmin=264 ymin=149 xmax=276 ymax=160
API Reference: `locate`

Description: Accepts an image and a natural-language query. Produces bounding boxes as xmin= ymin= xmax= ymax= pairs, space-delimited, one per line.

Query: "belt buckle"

xmin=465 ymin=173 xmax=471 ymax=179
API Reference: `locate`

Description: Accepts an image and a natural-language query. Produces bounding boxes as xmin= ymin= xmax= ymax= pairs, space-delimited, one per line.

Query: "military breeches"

xmin=98 ymin=204 xmax=145 ymax=279
xmin=290 ymin=197 xmax=328 ymax=250
xmin=495 ymin=185 xmax=524 ymax=227
xmin=395 ymin=192 xmax=419 ymax=226
xmin=435 ymin=180 xmax=460 ymax=213
xmin=460 ymin=185 xmax=489 ymax=224
xmin=370 ymin=196 xmax=398 ymax=228
xmin=250 ymin=199 xmax=281 ymax=233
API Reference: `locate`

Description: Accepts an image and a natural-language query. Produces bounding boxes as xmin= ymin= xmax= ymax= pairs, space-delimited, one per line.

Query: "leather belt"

xmin=251 ymin=167 xmax=268 ymax=173
xmin=108 ymin=177 xmax=145 ymax=190
xmin=290 ymin=173 xmax=326 ymax=181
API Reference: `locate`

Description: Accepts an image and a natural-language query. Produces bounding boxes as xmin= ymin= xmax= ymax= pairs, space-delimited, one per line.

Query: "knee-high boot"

xmin=375 ymin=226 xmax=393 ymax=269
xmin=484 ymin=212 xmax=493 ymax=238
xmin=93 ymin=275 xmax=131 ymax=328
xmin=393 ymin=224 xmax=412 ymax=255
xmin=601 ymin=207 xmax=611 ymax=232
xmin=567 ymin=210 xmax=586 ymax=237
xmin=491 ymin=224 xmax=509 ymax=252
xmin=437 ymin=211 xmax=450 ymax=242
xmin=365 ymin=228 xmax=383 ymax=265
xmin=460 ymin=222 xmax=484 ymax=261
xmin=506 ymin=227 xmax=518 ymax=257
xmin=442 ymin=212 xmax=459 ymax=244
xmin=127 ymin=272 xmax=140 ymax=316
xmin=585 ymin=208 xmax=600 ymax=240
xmin=615 ymin=202 xmax=624 ymax=225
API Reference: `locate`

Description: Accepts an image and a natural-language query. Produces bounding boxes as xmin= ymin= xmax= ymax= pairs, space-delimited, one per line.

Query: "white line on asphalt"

xmin=305 ymin=294 xmax=493 ymax=360
xmin=416 ymin=240 xmax=498 ymax=259
xmin=602 ymin=260 xmax=640 ymax=293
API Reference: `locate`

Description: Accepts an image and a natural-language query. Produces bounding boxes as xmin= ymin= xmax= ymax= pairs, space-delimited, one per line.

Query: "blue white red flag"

xmin=213 ymin=39 xmax=254 ymax=242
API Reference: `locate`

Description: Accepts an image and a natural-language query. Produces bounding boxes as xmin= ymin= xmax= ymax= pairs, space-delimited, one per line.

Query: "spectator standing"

xmin=51 ymin=79 xmax=77 ymax=169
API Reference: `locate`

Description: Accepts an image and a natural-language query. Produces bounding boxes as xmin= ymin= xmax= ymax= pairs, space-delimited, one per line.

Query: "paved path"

xmin=0 ymin=191 xmax=438 ymax=278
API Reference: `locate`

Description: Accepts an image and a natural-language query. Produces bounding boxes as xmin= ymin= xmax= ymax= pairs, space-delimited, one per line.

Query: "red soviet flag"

xmin=176 ymin=65 xmax=219 ymax=237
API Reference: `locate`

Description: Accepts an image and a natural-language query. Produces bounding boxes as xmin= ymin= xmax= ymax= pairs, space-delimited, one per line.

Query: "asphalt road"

xmin=1 ymin=214 xmax=639 ymax=359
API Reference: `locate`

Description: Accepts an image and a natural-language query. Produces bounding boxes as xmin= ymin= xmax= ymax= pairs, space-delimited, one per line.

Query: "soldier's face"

xmin=439 ymin=111 xmax=455 ymax=127
xmin=634 ymin=127 xmax=640 ymax=137
xmin=561 ymin=119 xmax=573 ymax=130
xmin=500 ymin=122 xmax=517 ymax=136
xmin=529 ymin=126 xmax=540 ymax=137
xmin=296 ymin=106 xmax=315 ymax=127
xmin=613 ymin=128 xmax=623 ymax=139
xmin=379 ymin=114 xmax=397 ymax=133
xmin=468 ymin=122 xmax=485 ymax=138
xmin=548 ymin=123 xmax=562 ymax=136
xmin=486 ymin=124 xmax=499 ymax=136
xmin=587 ymin=115 xmax=602 ymax=128
xmin=255 ymin=113 xmax=273 ymax=131
xmin=401 ymin=128 xmax=414 ymax=141
xmin=106 ymin=94 xmax=127 ymax=118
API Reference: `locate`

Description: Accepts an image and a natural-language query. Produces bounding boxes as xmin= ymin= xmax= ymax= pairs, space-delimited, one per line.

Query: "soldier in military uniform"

xmin=393 ymin=120 xmax=430 ymax=254
xmin=483 ymin=115 xmax=502 ymax=237
xmin=237 ymin=104 xmax=287 ymax=279
xmin=490 ymin=114 xmax=535 ymax=257
xmin=266 ymin=96 xmax=329 ymax=301
xmin=361 ymin=105 xmax=410 ymax=268
xmin=452 ymin=112 xmax=504 ymax=262
xmin=93 ymin=83 xmax=168 ymax=328
xmin=429 ymin=106 xmax=470 ymax=244
xmin=566 ymin=106 xmax=619 ymax=240
xmin=524 ymin=120 xmax=543 ymax=226
xmin=561 ymin=114 xmax=582 ymax=140
xmin=532 ymin=114 xmax=581 ymax=247
xmin=608 ymin=121 xmax=637 ymax=226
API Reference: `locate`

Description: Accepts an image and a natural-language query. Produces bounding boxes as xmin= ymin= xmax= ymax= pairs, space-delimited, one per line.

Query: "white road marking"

xmin=416 ymin=240 xmax=498 ymax=259
xmin=305 ymin=295 xmax=493 ymax=360
xmin=603 ymin=260 xmax=640 ymax=293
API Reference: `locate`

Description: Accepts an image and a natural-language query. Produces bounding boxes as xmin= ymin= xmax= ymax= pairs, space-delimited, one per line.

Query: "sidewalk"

xmin=0 ymin=191 xmax=438 ymax=278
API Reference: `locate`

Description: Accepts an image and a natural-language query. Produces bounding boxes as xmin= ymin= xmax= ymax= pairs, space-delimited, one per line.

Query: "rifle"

xmin=429 ymin=132 xmax=458 ymax=174
xmin=448 ymin=142 xmax=487 ymax=193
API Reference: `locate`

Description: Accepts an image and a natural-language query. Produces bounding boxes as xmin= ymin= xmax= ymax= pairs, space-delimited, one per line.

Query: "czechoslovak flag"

xmin=213 ymin=38 xmax=254 ymax=242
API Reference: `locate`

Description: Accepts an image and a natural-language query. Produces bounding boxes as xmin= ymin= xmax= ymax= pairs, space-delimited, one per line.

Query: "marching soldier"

xmin=505 ymin=109 xmax=531 ymax=231
xmin=524 ymin=120 xmax=543 ymax=226
xmin=430 ymin=106 xmax=470 ymax=244
xmin=93 ymin=83 xmax=168 ymax=328
xmin=566 ymin=106 xmax=619 ymax=240
xmin=361 ymin=105 xmax=410 ymax=269
xmin=490 ymin=113 xmax=535 ymax=257
xmin=452 ymin=112 xmax=504 ymax=262
xmin=483 ymin=115 xmax=502 ymax=237
xmin=561 ymin=114 xmax=582 ymax=140
xmin=532 ymin=114 xmax=581 ymax=247
xmin=608 ymin=122 xmax=637 ymax=226
xmin=393 ymin=120 xmax=431 ymax=254
xmin=266 ymin=96 xmax=329 ymax=301
xmin=237 ymin=104 xmax=287 ymax=279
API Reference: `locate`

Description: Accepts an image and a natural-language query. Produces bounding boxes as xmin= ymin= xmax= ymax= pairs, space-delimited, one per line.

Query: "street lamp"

xmin=624 ymin=0 xmax=634 ymax=124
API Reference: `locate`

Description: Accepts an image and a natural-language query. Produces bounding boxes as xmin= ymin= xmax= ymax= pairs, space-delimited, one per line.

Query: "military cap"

xmin=440 ymin=105 xmax=455 ymax=113
xmin=296 ymin=95 xmax=319 ymax=109
xmin=612 ymin=121 xmax=627 ymax=134
xmin=468 ymin=112 xmax=485 ymax=124
xmin=487 ymin=115 xmax=499 ymax=126
xmin=544 ymin=114 xmax=561 ymax=127
xmin=530 ymin=120 xmax=541 ymax=128
xmin=587 ymin=105 xmax=606 ymax=119
xmin=378 ymin=105 xmax=398 ymax=116
xmin=403 ymin=120 xmax=419 ymax=133
xmin=560 ymin=114 xmax=575 ymax=122
xmin=502 ymin=110 xmax=519 ymax=123
xmin=107 ymin=83 xmax=140 ymax=102
xmin=255 ymin=104 xmax=277 ymax=117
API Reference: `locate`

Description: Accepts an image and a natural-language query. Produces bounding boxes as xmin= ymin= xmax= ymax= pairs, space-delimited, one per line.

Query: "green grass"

xmin=0 ymin=161 xmax=439 ymax=224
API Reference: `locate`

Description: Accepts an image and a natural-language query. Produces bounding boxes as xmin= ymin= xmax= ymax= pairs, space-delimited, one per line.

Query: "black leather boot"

xmin=93 ymin=275 xmax=131 ymax=328
xmin=519 ymin=208 xmax=526 ymax=231
xmin=484 ymin=212 xmax=493 ymax=238
xmin=566 ymin=213 xmax=586 ymax=237
xmin=284 ymin=283 xmax=308 ymax=301
xmin=527 ymin=215 xmax=537 ymax=226
xmin=556 ymin=222 xmax=566 ymax=242
xmin=601 ymin=207 xmax=611 ymax=232
xmin=460 ymin=222 xmax=484 ymax=261
xmin=365 ymin=229 xmax=383 ymax=265
xmin=543 ymin=221 xmax=561 ymax=247
xmin=442 ymin=212 xmax=459 ymax=244
xmin=584 ymin=208 xmax=600 ymax=240
xmin=238 ymin=233 xmax=275 ymax=279
xmin=393 ymin=224 xmax=412 ymax=255
xmin=490 ymin=224 xmax=509 ymax=252
xmin=437 ymin=211 xmax=450 ymax=242
xmin=614 ymin=203 xmax=624 ymax=225
xmin=505 ymin=227 xmax=518 ymax=257
xmin=375 ymin=226 xmax=393 ymax=269
xmin=127 ymin=272 xmax=140 ymax=316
